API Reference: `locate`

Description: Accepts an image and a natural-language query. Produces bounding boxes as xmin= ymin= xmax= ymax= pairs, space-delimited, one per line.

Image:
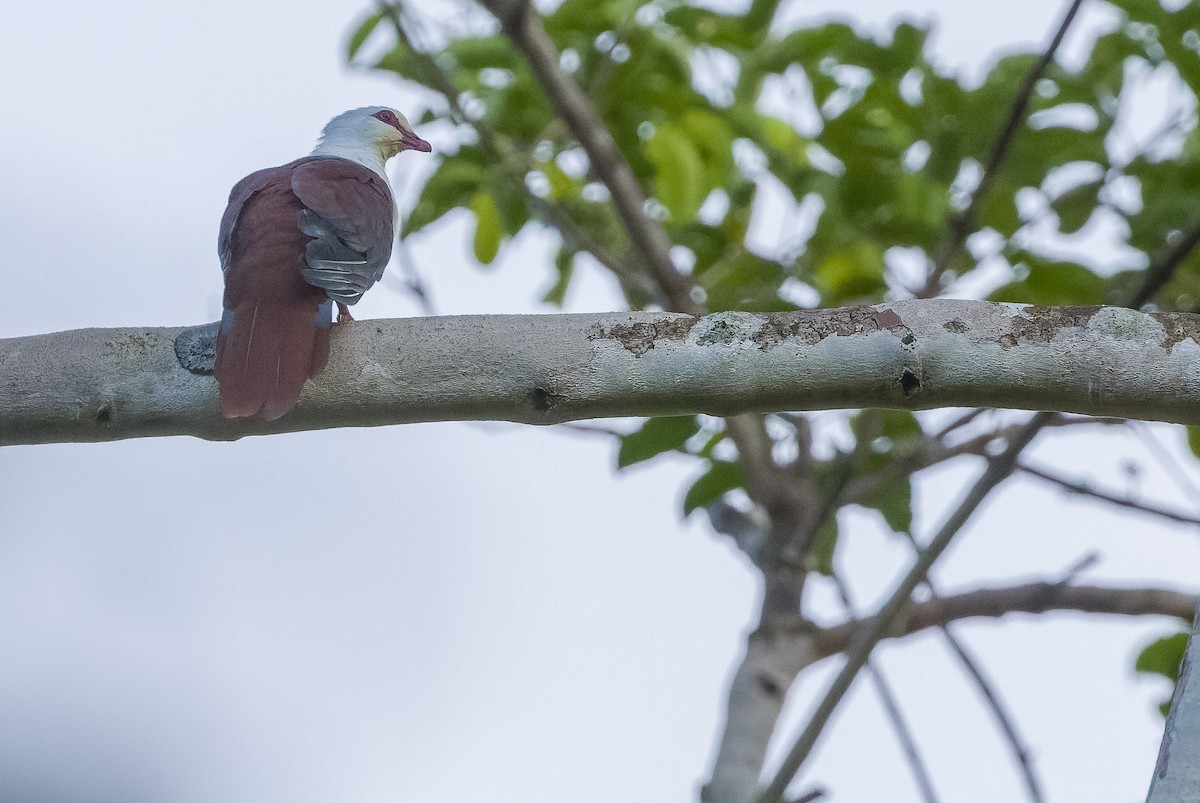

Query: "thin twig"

xmin=813 ymin=580 xmax=1198 ymax=659
xmin=1018 ymin=462 xmax=1200 ymax=526
xmin=558 ymin=421 xmax=625 ymax=437
xmin=1127 ymin=217 xmax=1200 ymax=309
xmin=831 ymin=574 xmax=941 ymax=803
xmin=936 ymin=626 xmax=1045 ymax=803
xmin=1128 ymin=422 xmax=1200 ymax=513
xmin=895 ymin=525 xmax=1047 ymax=803
xmin=923 ymin=0 xmax=1086 ymax=294
xmin=787 ymin=790 xmax=826 ymax=803
xmin=757 ymin=412 xmax=1052 ymax=803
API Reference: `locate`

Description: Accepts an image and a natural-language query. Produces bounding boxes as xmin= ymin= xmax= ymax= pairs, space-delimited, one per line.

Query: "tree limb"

xmin=6 ymin=300 xmax=1200 ymax=445
xmin=702 ymin=579 xmax=1195 ymax=803
xmin=475 ymin=0 xmax=702 ymax=315
xmin=814 ymin=582 xmax=1199 ymax=659
xmin=1017 ymin=462 xmax=1200 ymax=527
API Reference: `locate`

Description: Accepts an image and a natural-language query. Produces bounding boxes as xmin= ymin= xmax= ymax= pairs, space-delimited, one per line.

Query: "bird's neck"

xmin=309 ymin=139 xmax=392 ymax=182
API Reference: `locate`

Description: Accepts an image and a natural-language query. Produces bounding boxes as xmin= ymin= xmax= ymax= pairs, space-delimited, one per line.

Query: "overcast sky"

xmin=2 ymin=0 xmax=1199 ymax=801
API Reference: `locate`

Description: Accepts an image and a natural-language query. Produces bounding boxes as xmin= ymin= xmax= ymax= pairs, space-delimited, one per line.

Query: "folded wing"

xmin=213 ymin=157 xmax=394 ymax=420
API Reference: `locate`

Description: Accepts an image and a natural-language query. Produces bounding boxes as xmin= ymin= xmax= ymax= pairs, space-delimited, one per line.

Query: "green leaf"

xmin=807 ymin=517 xmax=839 ymax=575
xmin=644 ymin=123 xmax=707 ymax=222
xmin=990 ymin=256 xmax=1108 ymax=305
xmin=542 ymin=249 xmax=575 ymax=306
xmin=1135 ymin=630 xmax=1189 ymax=717
xmin=446 ymin=35 xmax=518 ymax=71
xmin=1188 ymin=426 xmax=1200 ymax=459
xmin=347 ymin=9 xmax=385 ymax=61
xmin=403 ymin=157 xmax=484 ymax=237
xmin=618 ymin=416 xmax=700 ymax=469
xmin=1051 ymin=178 xmax=1104 ymax=234
xmin=850 ymin=410 xmax=920 ymax=533
xmin=814 ymin=240 xmax=887 ymax=302
xmin=683 ymin=461 xmax=745 ymax=516
xmin=470 ymin=192 xmax=502 ymax=264
xmin=875 ymin=478 xmax=913 ymax=533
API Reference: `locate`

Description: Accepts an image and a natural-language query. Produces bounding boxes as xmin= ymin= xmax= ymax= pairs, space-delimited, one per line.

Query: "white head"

xmin=312 ymin=106 xmax=431 ymax=175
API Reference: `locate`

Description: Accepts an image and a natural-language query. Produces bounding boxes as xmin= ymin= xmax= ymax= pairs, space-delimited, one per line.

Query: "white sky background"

xmin=1 ymin=0 xmax=1199 ymax=801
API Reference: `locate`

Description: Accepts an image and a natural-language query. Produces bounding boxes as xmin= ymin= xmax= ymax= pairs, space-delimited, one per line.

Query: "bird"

xmin=213 ymin=106 xmax=431 ymax=420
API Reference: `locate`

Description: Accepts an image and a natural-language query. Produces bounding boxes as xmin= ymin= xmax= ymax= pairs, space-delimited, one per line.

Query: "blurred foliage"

xmin=1136 ymin=628 xmax=1190 ymax=716
xmin=354 ymin=0 xmax=1199 ymax=643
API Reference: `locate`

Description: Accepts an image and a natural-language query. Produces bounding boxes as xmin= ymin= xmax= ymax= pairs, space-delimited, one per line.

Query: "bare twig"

xmin=787 ymin=790 xmax=826 ymax=803
xmin=832 ymin=575 xmax=940 ymax=803
xmin=1129 ymin=421 xmax=1200 ymax=511
xmin=813 ymin=580 xmax=1198 ymax=658
xmin=757 ymin=413 xmax=1051 ymax=803
xmin=923 ymin=0 xmax=1086 ymax=294
xmin=894 ymin=523 xmax=1048 ymax=803
xmin=936 ymin=627 xmax=1045 ymax=802
xmin=1017 ymin=462 xmax=1200 ymax=527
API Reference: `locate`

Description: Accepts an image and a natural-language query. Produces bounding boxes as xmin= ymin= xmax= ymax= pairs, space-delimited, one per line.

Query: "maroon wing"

xmin=213 ymin=163 xmax=332 ymax=421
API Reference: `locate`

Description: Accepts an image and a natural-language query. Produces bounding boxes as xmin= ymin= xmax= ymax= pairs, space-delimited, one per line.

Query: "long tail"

xmin=214 ymin=296 xmax=332 ymax=420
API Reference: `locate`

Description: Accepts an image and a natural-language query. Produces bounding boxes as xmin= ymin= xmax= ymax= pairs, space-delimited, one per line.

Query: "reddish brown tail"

xmin=214 ymin=296 xmax=331 ymax=421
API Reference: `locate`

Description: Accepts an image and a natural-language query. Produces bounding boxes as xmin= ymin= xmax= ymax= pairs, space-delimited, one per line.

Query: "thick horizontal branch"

xmin=814 ymin=583 xmax=1198 ymax=659
xmin=4 ymin=299 xmax=1200 ymax=444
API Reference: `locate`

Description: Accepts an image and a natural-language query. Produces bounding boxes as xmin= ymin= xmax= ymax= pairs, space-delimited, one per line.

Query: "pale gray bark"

xmin=3 ymin=299 xmax=1200 ymax=445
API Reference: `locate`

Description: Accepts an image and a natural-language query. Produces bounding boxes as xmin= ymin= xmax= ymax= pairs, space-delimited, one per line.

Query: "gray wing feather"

xmin=297 ymin=209 xmax=375 ymax=301
xmin=291 ymin=159 xmax=395 ymax=306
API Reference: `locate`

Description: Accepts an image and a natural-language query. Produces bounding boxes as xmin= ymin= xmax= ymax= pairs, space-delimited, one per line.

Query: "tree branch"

xmin=7 ymin=300 xmax=1200 ymax=445
xmin=1017 ymin=462 xmax=1200 ymax=527
xmin=935 ymin=623 xmax=1045 ymax=803
xmin=475 ymin=0 xmax=702 ymax=314
xmin=814 ymin=582 xmax=1198 ymax=659
xmin=702 ymin=579 xmax=1195 ymax=803
xmin=831 ymin=575 xmax=941 ymax=803
xmin=379 ymin=4 xmax=656 ymax=301
xmin=1128 ymin=216 xmax=1200 ymax=310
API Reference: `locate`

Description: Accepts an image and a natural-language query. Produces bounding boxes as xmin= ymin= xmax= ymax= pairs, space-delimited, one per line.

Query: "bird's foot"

xmin=336 ymin=302 xmax=355 ymax=324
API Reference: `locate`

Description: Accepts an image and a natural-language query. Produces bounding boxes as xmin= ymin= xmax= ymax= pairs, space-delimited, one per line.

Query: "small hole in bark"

xmin=900 ymin=370 xmax=921 ymax=396
xmin=96 ymin=405 xmax=113 ymax=424
xmin=531 ymin=388 xmax=552 ymax=411
xmin=756 ymin=674 xmax=784 ymax=699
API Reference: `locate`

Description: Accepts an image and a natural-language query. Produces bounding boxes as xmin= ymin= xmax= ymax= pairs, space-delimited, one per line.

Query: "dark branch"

xmin=1128 ymin=217 xmax=1200 ymax=309
xmin=937 ymin=624 xmax=1045 ymax=803
xmin=814 ymin=582 xmax=1198 ymax=658
xmin=380 ymin=5 xmax=656 ymax=300
xmin=832 ymin=575 xmax=940 ymax=803
xmin=475 ymin=0 xmax=702 ymax=315
xmin=1018 ymin=462 xmax=1200 ymax=527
